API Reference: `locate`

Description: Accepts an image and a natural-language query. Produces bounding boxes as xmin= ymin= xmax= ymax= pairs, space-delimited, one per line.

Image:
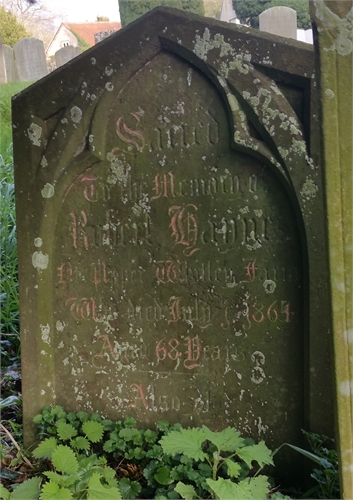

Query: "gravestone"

xmin=259 ymin=6 xmax=297 ymax=39
xmin=13 ymin=7 xmax=334 ymax=476
xmin=55 ymin=46 xmax=82 ymax=68
xmin=3 ymin=44 xmax=17 ymax=82
xmin=13 ymin=37 xmax=48 ymax=81
xmin=0 ymin=39 xmax=7 ymax=83
xmin=94 ymin=30 xmax=118 ymax=44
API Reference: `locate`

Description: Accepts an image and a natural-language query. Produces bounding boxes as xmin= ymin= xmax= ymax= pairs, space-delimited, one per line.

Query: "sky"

xmin=44 ymin=0 xmax=121 ymax=24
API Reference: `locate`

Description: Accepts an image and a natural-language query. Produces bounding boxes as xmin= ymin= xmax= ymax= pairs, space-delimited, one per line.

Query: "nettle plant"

xmin=1 ymin=406 xmax=290 ymax=499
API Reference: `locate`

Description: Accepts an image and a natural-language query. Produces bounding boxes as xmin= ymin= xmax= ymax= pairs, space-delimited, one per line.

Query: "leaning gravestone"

xmin=3 ymin=44 xmax=17 ymax=82
xmin=55 ymin=46 xmax=82 ymax=68
xmin=259 ymin=6 xmax=297 ymax=39
xmin=13 ymin=7 xmax=334 ymax=476
xmin=13 ymin=37 xmax=48 ymax=81
xmin=0 ymin=39 xmax=7 ymax=83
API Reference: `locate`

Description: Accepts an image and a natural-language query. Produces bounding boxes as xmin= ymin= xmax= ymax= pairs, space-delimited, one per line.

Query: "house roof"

xmin=66 ymin=22 xmax=121 ymax=46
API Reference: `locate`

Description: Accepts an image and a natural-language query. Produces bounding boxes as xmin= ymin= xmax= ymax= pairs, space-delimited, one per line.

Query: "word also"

xmin=128 ymin=384 xmax=211 ymax=413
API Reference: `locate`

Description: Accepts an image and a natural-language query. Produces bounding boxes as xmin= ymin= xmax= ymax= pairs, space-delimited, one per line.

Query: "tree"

xmin=233 ymin=0 xmax=310 ymax=29
xmin=96 ymin=16 xmax=110 ymax=21
xmin=0 ymin=0 xmax=59 ymax=47
xmin=118 ymin=0 xmax=205 ymax=28
xmin=0 ymin=6 xmax=30 ymax=46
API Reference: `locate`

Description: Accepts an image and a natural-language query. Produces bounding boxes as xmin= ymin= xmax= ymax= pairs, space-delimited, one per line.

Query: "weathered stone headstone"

xmin=94 ymin=30 xmax=118 ymax=44
xmin=13 ymin=37 xmax=48 ymax=81
xmin=55 ymin=46 xmax=82 ymax=68
xmin=3 ymin=44 xmax=17 ymax=82
xmin=13 ymin=7 xmax=334 ymax=477
xmin=0 ymin=39 xmax=7 ymax=83
xmin=259 ymin=6 xmax=297 ymax=39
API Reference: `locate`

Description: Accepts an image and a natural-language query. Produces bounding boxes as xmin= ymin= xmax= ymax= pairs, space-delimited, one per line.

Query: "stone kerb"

xmin=55 ymin=46 xmax=82 ymax=68
xmin=0 ymin=39 xmax=7 ymax=83
xmin=259 ymin=6 xmax=297 ymax=39
xmin=13 ymin=37 xmax=48 ymax=81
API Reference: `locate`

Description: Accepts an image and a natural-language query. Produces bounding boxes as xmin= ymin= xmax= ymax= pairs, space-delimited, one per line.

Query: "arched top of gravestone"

xmin=259 ymin=6 xmax=298 ymax=40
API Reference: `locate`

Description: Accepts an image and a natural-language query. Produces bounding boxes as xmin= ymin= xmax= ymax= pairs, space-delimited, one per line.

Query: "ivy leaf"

xmin=39 ymin=481 xmax=72 ymax=499
xmin=237 ymin=441 xmax=274 ymax=468
xmin=224 ymin=458 xmax=242 ymax=478
xmin=174 ymin=481 xmax=197 ymax=500
xmin=202 ymin=425 xmax=244 ymax=452
xmin=10 ymin=477 xmax=41 ymax=499
xmin=56 ymin=422 xmax=77 ymax=441
xmin=82 ymin=421 xmax=104 ymax=443
xmin=51 ymin=445 xmax=78 ymax=474
xmin=33 ymin=437 xmax=58 ymax=459
xmin=70 ymin=436 xmax=90 ymax=451
xmin=87 ymin=472 xmax=122 ymax=499
xmin=154 ymin=466 xmax=174 ymax=485
xmin=118 ymin=478 xmax=142 ymax=499
xmin=160 ymin=428 xmax=207 ymax=461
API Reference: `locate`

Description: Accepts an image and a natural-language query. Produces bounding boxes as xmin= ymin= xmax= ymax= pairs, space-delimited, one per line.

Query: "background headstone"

xmin=13 ymin=37 xmax=48 ymax=81
xmin=0 ymin=39 xmax=7 ymax=83
xmin=259 ymin=6 xmax=297 ymax=39
xmin=3 ymin=45 xmax=17 ymax=82
xmin=55 ymin=46 xmax=82 ymax=68
xmin=13 ymin=7 xmax=334 ymax=480
xmin=94 ymin=30 xmax=118 ymax=44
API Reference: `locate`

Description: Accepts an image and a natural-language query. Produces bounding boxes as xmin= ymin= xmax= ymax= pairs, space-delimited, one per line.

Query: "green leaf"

xmin=82 ymin=420 xmax=104 ymax=443
xmin=156 ymin=420 xmax=169 ymax=432
xmin=43 ymin=471 xmax=79 ymax=487
xmin=51 ymin=445 xmax=78 ymax=474
xmin=118 ymin=478 xmax=142 ymax=499
xmin=160 ymin=428 xmax=207 ymax=461
xmin=202 ymin=426 xmax=244 ymax=452
xmin=282 ymin=443 xmax=323 ymax=465
xmin=246 ymin=476 xmax=271 ymax=499
xmin=224 ymin=458 xmax=242 ymax=478
xmin=39 ymin=481 xmax=72 ymax=499
xmin=76 ymin=411 xmax=89 ymax=422
xmin=56 ymin=422 xmax=77 ymax=441
xmin=10 ymin=477 xmax=41 ymax=500
xmin=237 ymin=441 xmax=274 ymax=468
xmin=70 ymin=436 xmax=90 ymax=451
xmin=87 ymin=472 xmax=122 ymax=499
xmin=119 ymin=427 xmax=143 ymax=445
xmin=174 ymin=482 xmax=197 ymax=500
xmin=154 ymin=466 xmax=174 ymax=485
xmin=33 ymin=438 xmax=58 ymax=459
xmin=101 ymin=467 xmax=118 ymax=487
xmin=207 ymin=477 xmax=252 ymax=499
xmin=144 ymin=429 xmax=158 ymax=443
xmin=123 ymin=416 xmax=136 ymax=428
xmin=0 ymin=484 xmax=10 ymax=500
